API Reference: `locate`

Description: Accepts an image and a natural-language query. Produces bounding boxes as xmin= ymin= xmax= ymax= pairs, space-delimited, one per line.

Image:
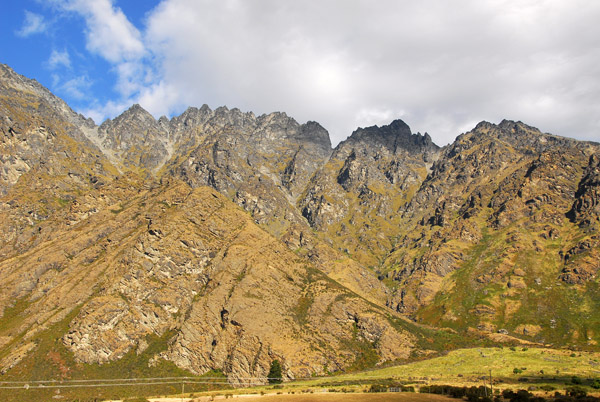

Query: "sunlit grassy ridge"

xmin=276 ymin=347 xmax=600 ymax=391
xmin=156 ymin=348 xmax=600 ymax=400
xmin=329 ymin=347 xmax=600 ymax=384
xmin=415 ymin=214 xmax=600 ymax=347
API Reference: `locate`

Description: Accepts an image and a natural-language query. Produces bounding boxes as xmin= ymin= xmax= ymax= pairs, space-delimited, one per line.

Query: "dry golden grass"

xmin=190 ymin=393 xmax=455 ymax=402
xmin=288 ymin=347 xmax=600 ymax=389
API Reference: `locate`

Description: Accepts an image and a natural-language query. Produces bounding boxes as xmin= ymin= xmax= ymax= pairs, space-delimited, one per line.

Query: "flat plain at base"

xmin=189 ymin=393 xmax=456 ymax=402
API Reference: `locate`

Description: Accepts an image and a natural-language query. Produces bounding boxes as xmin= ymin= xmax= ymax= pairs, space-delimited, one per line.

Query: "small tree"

xmin=268 ymin=360 xmax=282 ymax=384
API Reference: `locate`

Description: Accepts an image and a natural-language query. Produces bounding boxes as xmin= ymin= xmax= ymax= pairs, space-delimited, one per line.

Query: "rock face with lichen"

xmin=298 ymin=119 xmax=439 ymax=267
xmin=380 ymin=121 xmax=600 ymax=346
xmin=0 ymin=64 xmax=415 ymax=384
xmin=1 ymin=62 xmax=600 ymax=386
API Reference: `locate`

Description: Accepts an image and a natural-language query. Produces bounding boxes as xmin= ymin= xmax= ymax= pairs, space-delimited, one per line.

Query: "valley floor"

xmin=188 ymin=393 xmax=455 ymax=401
xmin=137 ymin=347 xmax=600 ymax=402
xmin=137 ymin=393 xmax=455 ymax=402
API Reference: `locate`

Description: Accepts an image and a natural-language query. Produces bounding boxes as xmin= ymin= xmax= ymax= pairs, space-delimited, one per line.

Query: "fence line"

xmin=0 ymin=375 xmax=308 ymax=389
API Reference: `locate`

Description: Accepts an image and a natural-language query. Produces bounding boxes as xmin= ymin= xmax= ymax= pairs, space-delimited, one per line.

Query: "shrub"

xmin=566 ymin=386 xmax=587 ymax=398
xmin=514 ymin=368 xmax=524 ymax=374
xmin=513 ymin=389 xmax=534 ymax=402
xmin=571 ymin=376 xmax=583 ymax=385
xmin=268 ymin=360 xmax=282 ymax=384
xmin=591 ymin=379 xmax=600 ymax=389
xmin=369 ymin=384 xmax=387 ymax=393
xmin=540 ymin=385 xmax=555 ymax=392
xmin=502 ymin=389 xmax=533 ymax=402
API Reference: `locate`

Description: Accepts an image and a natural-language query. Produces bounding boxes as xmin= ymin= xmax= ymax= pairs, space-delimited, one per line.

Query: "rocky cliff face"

xmin=97 ymin=104 xmax=171 ymax=172
xmin=569 ymin=154 xmax=600 ymax=230
xmin=299 ymin=119 xmax=439 ymax=267
xmin=0 ymin=172 xmax=415 ymax=382
xmin=0 ymin=64 xmax=110 ymax=197
xmin=166 ymin=107 xmax=331 ymax=231
xmin=1 ymin=63 xmax=600 ymax=386
xmin=381 ymin=121 xmax=600 ymax=345
xmin=0 ymin=64 xmax=418 ymax=385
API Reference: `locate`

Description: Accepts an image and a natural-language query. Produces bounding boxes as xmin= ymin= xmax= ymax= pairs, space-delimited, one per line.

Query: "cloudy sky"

xmin=2 ymin=0 xmax=599 ymax=146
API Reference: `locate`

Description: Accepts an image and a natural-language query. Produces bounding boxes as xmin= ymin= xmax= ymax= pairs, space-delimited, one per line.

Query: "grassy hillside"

xmin=142 ymin=347 xmax=600 ymax=400
xmin=416 ymin=217 xmax=600 ymax=347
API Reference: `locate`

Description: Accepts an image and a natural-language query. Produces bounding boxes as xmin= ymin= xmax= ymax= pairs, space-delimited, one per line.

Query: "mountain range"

xmin=0 ymin=63 xmax=599 ymax=385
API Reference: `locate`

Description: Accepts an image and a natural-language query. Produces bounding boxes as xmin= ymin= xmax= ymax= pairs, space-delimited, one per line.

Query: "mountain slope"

xmin=1 ymin=63 xmax=600 ymax=389
xmin=0 ymin=64 xmax=429 ymax=384
xmin=0 ymin=162 xmax=421 ymax=383
xmin=382 ymin=121 xmax=600 ymax=345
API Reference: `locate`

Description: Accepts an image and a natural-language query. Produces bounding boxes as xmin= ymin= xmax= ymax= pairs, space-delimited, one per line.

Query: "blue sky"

xmin=2 ymin=0 xmax=600 ymax=146
xmin=1 ymin=0 xmax=159 ymax=120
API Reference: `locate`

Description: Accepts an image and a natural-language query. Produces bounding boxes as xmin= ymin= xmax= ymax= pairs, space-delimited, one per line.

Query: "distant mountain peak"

xmin=118 ymin=103 xmax=155 ymax=122
xmin=341 ymin=118 xmax=439 ymax=156
xmin=2 ymin=64 xmax=600 ymax=389
xmin=387 ymin=118 xmax=411 ymax=131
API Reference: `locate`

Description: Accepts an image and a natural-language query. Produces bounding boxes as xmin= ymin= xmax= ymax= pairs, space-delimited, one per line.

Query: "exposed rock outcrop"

xmin=2 ymin=63 xmax=600 ymax=387
xmin=298 ymin=119 xmax=439 ymax=267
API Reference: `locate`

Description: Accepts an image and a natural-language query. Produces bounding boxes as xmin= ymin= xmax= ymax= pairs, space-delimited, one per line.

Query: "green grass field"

xmin=182 ymin=347 xmax=600 ymax=400
xmin=316 ymin=347 xmax=600 ymax=385
xmin=3 ymin=347 xmax=600 ymax=401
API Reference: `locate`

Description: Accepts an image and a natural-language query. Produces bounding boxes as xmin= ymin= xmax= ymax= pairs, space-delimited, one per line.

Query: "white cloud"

xmin=16 ymin=11 xmax=48 ymax=37
xmin=59 ymin=76 xmax=92 ymax=99
xmin=81 ymin=98 xmax=132 ymax=125
xmin=48 ymin=49 xmax=71 ymax=70
xmin=137 ymin=0 xmax=600 ymax=145
xmin=135 ymin=81 xmax=184 ymax=118
xmin=52 ymin=0 xmax=600 ymax=145
xmin=55 ymin=0 xmax=145 ymax=63
xmin=48 ymin=0 xmax=152 ymax=120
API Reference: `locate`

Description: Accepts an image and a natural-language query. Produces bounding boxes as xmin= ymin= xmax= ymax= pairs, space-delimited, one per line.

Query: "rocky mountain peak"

xmin=101 ymin=103 xmax=156 ymax=129
xmin=0 ymin=64 xmax=93 ymax=131
xmin=339 ymin=117 xmax=436 ymax=159
xmin=299 ymin=121 xmax=332 ymax=151
xmin=468 ymin=119 xmax=593 ymax=154
xmin=388 ymin=118 xmax=411 ymax=131
xmin=97 ymin=104 xmax=170 ymax=172
xmin=169 ymin=105 xmax=214 ymax=131
xmin=256 ymin=111 xmax=296 ymax=130
xmin=349 ymin=119 xmax=439 ymax=153
xmin=4 ymin=64 xmax=600 ymax=392
xmin=0 ymin=64 xmax=47 ymax=97
xmin=125 ymin=103 xmax=153 ymax=118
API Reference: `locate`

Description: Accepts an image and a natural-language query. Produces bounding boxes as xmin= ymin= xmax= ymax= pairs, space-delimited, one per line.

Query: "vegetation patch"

xmin=0 ymin=308 xmax=229 ymax=402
